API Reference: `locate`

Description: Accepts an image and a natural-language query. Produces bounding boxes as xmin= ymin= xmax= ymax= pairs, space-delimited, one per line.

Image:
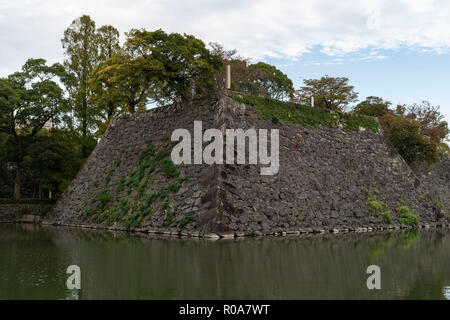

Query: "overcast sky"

xmin=1 ymin=0 xmax=450 ymax=121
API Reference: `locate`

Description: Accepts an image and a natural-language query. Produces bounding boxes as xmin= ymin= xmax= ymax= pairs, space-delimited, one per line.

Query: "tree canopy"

xmin=353 ymin=97 xmax=449 ymax=164
xmin=353 ymin=96 xmax=391 ymax=117
xmin=294 ymin=75 xmax=358 ymax=111
xmin=209 ymin=43 xmax=294 ymax=100
xmin=0 ymin=58 xmax=69 ymax=198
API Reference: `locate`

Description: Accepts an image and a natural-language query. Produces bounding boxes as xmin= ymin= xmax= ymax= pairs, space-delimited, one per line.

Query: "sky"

xmin=1 ymin=0 xmax=450 ymax=121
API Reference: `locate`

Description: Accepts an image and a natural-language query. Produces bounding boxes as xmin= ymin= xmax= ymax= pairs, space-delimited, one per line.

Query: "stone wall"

xmin=411 ymin=157 xmax=450 ymax=213
xmin=45 ymin=95 xmax=450 ymax=236
xmin=0 ymin=203 xmax=52 ymax=222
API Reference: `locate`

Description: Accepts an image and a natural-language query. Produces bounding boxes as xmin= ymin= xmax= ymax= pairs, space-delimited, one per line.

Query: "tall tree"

xmin=125 ymin=29 xmax=222 ymax=104
xmin=294 ymin=75 xmax=358 ymax=111
xmin=91 ymin=48 xmax=164 ymax=114
xmin=61 ymin=15 xmax=100 ymax=156
xmin=92 ymin=29 xmax=222 ymax=112
xmin=0 ymin=59 xmax=68 ymax=198
xmin=89 ymin=24 xmax=122 ymax=135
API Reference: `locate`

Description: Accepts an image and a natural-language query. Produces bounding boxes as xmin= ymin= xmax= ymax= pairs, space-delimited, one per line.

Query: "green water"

xmin=1 ymin=224 xmax=449 ymax=300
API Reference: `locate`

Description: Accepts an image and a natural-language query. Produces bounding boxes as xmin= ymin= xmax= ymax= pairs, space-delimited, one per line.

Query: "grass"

xmin=232 ymin=94 xmax=379 ymax=133
xmin=178 ymin=211 xmax=195 ymax=229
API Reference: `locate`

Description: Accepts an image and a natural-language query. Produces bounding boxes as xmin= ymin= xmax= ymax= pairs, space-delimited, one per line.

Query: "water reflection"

xmin=0 ymin=224 xmax=449 ymax=299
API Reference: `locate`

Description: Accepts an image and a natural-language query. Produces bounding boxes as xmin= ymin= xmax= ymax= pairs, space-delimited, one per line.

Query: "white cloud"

xmin=1 ymin=0 xmax=450 ymax=75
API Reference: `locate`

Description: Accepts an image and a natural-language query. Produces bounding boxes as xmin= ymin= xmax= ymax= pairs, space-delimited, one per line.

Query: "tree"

xmin=125 ymin=29 xmax=222 ymax=103
xmin=380 ymin=114 xmax=437 ymax=164
xmin=97 ymin=25 xmax=120 ymax=61
xmin=0 ymin=59 xmax=68 ymax=198
xmin=294 ymin=75 xmax=358 ymax=111
xmin=246 ymin=62 xmax=294 ymax=100
xmin=437 ymin=140 xmax=450 ymax=159
xmin=208 ymin=43 xmax=294 ymax=100
xmin=92 ymin=29 xmax=223 ymax=111
xmin=91 ymin=48 xmax=165 ymax=114
xmin=61 ymin=15 xmax=99 ymax=156
xmin=22 ymin=134 xmax=75 ymax=198
xmin=209 ymin=42 xmax=253 ymax=92
xmin=89 ymin=25 xmax=122 ymax=135
xmin=403 ymin=101 xmax=449 ymax=146
xmin=354 ymin=96 xmax=391 ymax=117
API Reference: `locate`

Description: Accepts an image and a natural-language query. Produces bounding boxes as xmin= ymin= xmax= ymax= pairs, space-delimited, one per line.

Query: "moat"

xmin=1 ymin=224 xmax=450 ymax=299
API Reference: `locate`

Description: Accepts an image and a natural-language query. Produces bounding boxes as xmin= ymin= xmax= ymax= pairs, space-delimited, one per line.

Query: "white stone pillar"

xmin=226 ymin=65 xmax=231 ymax=90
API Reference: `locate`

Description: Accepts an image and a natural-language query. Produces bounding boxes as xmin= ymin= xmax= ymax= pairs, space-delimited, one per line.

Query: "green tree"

xmin=89 ymin=25 xmax=122 ymax=135
xmin=208 ymin=43 xmax=294 ymax=100
xmin=247 ymin=62 xmax=294 ymax=100
xmin=61 ymin=15 xmax=99 ymax=155
xmin=92 ymin=29 xmax=223 ymax=110
xmin=0 ymin=59 xmax=68 ymax=198
xmin=22 ymin=134 xmax=75 ymax=198
xmin=294 ymin=75 xmax=358 ymax=111
xmin=380 ymin=114 xmax=437 ymax=164
xmin=91 ymin=48 xmax=164 ymax=114
xmin=125 ymin=29 xmax=222 ymax=103
xmin=354 ymin=96 xmax=391 ymax=117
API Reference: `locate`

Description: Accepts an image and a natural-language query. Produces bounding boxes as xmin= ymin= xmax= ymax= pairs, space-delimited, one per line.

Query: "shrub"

xmin=397 ymin=205 xmax=420 ymax=226
xmin=379 ymin=210 xmax=394 ymax=224
xmin=366 ymin=195 xmax=384 ymax=214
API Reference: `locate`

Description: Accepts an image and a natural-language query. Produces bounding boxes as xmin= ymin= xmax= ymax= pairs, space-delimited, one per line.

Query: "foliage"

xmin=246 ymin=62 xmax=294 ymax=100
xmin=365 ymin=193 xmax=393 ymax=223
xmin=294 ymin=75 xmax=358 ymax=111
xmin=0 ymin=58 xmax=69 ymax=198
xmin=209 ymin=43 xmax=294 ymax=100
xmin=380 ymin=114 xmax=438 ymax=164
xmin=178 ymin=211 xmax=195 ymax=229
xmin=22 ymin=134 xmax=76 ymax=198
xmin=79 ymin=140 xmax=188 ymax=229
xmin=366 ymin=195 xmax=384 ymax=214
xmin=61 ymin=15 xmax=101 ymax=153
xmin=354 ymin=96 xmax=391 ymax=117
xmin=437 ymin=141 xmax=450 ymax=160
xmin=125 ymin=29 xmax=222 ymax=105
xmin=379 ymin=210 xmax=394 ymax=224
xmin=377 ymin=101 xmax=449 ymax=164
xmin=396 ymin=205 xmax=420 ymax=226
xmin=232 ymin=94 xmax=379 ymax=132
